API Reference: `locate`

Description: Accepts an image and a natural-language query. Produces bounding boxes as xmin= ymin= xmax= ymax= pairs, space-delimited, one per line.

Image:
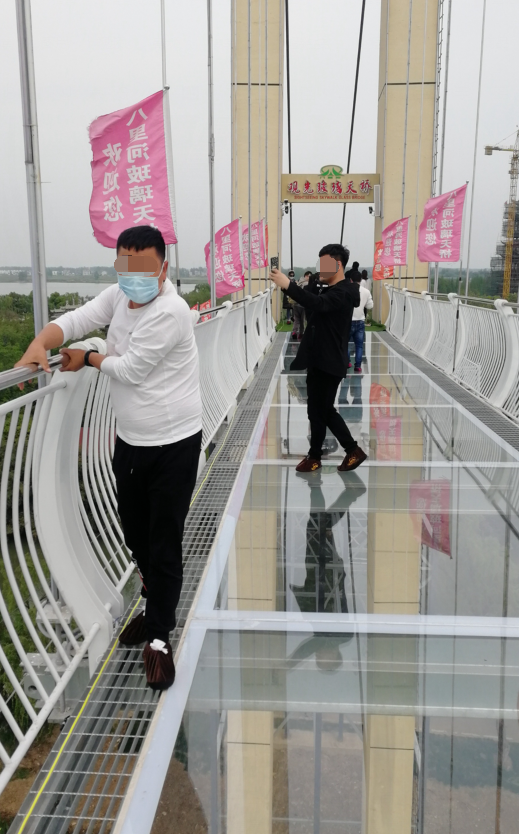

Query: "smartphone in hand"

xmin=270 ymin=256 xmax=279 ymax=271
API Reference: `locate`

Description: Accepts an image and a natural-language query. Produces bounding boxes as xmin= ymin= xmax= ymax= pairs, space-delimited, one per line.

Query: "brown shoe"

xmin=295 ymin=456 xmax=322 ymax=473
xmin=143 ymin=640 xmax=175 ymax=691
xmin=118 ymin=611 xmax=147 ymax=647
xmin=337 ymin=445 xmax=367 ymax=472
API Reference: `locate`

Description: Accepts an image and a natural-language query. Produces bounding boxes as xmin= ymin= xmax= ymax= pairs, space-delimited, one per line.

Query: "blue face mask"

xmin=117 ymin=273 xmax=161 ymax=304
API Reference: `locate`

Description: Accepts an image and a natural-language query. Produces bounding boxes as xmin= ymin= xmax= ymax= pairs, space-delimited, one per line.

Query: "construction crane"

xmin=485 ymin=130 xmax=519 ymax=297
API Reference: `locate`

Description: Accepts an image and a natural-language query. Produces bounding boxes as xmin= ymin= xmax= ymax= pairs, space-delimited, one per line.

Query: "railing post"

xmin=401 ymin=289 xmax=412 ymax=341
xmin=450 ymin=293 xmax=460 ymax=375
xmin=385 ymin=284 xmax=393 ymax=332
xmin=243 ymin=296 xmax=251 ymax=373
xmin=419 ymin=291 xmax=435 ymax=357
xmin=492 ymin=300 xmax=519 ymax=407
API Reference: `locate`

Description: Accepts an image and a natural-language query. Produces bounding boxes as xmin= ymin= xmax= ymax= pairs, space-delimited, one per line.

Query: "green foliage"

xmin=180 ymin=283 xmax=231 ymax=309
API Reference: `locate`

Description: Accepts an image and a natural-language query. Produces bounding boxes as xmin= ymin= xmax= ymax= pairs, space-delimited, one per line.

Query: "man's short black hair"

xmin=318 ymin=243 xmax=350 ymax=270
xmin=361 ymin=269 xmax=368 ymax=277
xmin=116 ymin=225 xmax=166 ymax=262
xmin=304 ymin=270 xmax=312 ymax=277
xmin=352 ymin=261 xmax=359 ymax=270
xmin=351 ymin=272 xmax=361 ymax=283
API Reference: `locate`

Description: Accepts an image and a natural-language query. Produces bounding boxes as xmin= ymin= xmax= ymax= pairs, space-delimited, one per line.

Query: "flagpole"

xmin=15 ymin=0 xmax=48 ymax=337
xmin=160 ymin=0 xmax=181 ymax=292
xmin=207 ymin=0 xmax=216 ymax=307
xmin=247 ymin=0 xmax=252 ymax=295
xmin=465 ymin=0 xmax=487 ymax=297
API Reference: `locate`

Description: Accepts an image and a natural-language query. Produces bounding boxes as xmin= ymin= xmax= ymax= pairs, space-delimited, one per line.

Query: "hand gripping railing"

xmin=0 ymin=288 xmax=276 ymax=791
xmin=385 ymin=284 xmax=519 ymax=422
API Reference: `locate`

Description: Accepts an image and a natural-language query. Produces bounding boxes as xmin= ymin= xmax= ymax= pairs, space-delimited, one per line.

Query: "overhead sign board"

xmin=281 ymin=165 xmax=380 ymax=203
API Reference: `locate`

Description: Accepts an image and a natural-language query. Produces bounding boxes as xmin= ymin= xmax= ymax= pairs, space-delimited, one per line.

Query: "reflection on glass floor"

xmin=161 ymin=630 xmax=519 ymax=834
xmin=215 ymin=463 xmax=519 ymax=618
xmin=150 ymin=334 xmax=519 ymax=834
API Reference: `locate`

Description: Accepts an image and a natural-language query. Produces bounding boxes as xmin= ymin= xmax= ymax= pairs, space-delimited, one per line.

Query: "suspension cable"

xmin=399 ymin=0 xmax=414 ymax=289
xmin=412 ymin=0 xmax=429 ymax=291
xmin=340 ymin=0 xmax=366 ymax=246
xmin=464 ymin=0 xmax=487 ymax=296
xmin=247 ymin=0 xmax=252 ymax=293
xmin=434 ymin=0 xmax=452 ymax=294
xmin=285 ymin=0 xmax=293 ymax=270
xmin=264 ymin=0 xmax=269 ymax=288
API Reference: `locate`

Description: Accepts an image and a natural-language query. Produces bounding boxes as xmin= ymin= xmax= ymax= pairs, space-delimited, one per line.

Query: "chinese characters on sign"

xmin=381 ymin=217 xmax=410 ymax=267
xmin=375 ymin=416 xmax=402 ymax=461
xmin=243 ymin=220 xmax=268 ymax=270
xmin=281 ymin=172 xmax=379 ymax=203
xmin=417 ymin=184 xmax=468 ymax=263
xmin=372 ymin=241 xmax=394 ymax=281
xmin=89 ymin=91 xmax=177 ymax=248
xmin=204 ymin=219 xmax=245 ymax=298
xmin=409 ymin=479 xmax=451 ymax=557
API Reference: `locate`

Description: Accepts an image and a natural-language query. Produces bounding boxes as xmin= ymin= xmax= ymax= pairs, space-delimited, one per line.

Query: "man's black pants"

xmin=306 ymin=367 xmax=356 ymax=460
xmin=112 ymin=430 xmax=202 ymax=643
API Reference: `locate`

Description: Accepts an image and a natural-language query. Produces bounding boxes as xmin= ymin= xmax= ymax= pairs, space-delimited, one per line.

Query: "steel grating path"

xmin=380 ymin=331 xmax=519 ymax=452
xmin=9 ymin=333 xmax=286 ymax=834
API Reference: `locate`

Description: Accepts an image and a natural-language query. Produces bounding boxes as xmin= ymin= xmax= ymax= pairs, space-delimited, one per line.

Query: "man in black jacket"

xmin=270 ymin=243 xmax=368 ymax=474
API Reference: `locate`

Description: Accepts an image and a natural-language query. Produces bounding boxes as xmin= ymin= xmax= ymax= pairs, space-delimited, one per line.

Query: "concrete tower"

xmin=374 ymin=0 xmax=440 ymax=323
xmin=232 ymin=0 xmax=284 ymax=303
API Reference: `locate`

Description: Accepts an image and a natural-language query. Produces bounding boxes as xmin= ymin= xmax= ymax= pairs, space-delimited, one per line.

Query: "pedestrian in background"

xmin=348 ymin=269 xmax=373 ymax=373
xmin=270 ymin=244 xmax=367 ymax=474
xmin=345 ymin=260 xmax=361 ymax=283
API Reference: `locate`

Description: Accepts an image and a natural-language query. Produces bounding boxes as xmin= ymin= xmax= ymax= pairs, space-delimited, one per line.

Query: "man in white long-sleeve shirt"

xmin=348 ymin=270 xmax=374 ymax=373
xmin=15 ymin=226 xmax=202 ymax=690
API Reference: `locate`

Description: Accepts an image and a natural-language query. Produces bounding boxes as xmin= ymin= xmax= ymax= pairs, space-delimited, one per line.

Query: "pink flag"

xmin=372 ymin=241 xmax=394 ymax=281
xmin=417 ymin=184 xmax=467 ymax=263
xmin=375 ymin=416 xmax=402 ymax=461
xmin=381 ymin=217 xmax=409 ymax=267
xmin=410 ymin=479 xmax=451 ymax=557
xmin=243 ymin=220 xmax=267 ymax=269
xmin=204 ymin=219 xmax=245 ymax=298
xmin=369 ymin=383 xmax=391 ymax=428
xmin=89 ymin=91 xmax=177 ymax=249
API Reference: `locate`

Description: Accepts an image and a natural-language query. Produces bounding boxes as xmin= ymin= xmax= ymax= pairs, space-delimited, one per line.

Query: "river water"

xmin=0 ymin=281 xmax=197 ymax=298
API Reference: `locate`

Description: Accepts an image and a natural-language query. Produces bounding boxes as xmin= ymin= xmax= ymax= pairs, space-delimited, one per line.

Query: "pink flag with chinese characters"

xmin=373 ymin=241 xmax=394 ymax=280
xmin=381 ymin=217 xmax=409 ymax=267
xmin=89 ymin=91 xmax=177 ymax=249
xmin=375 ymin=416 xmax=402 ymax=461
xmin=410 ymin=479 xmax=451 ymax=557
xmin=243 ymin=220 xmax=267 ymax=269
xmin=417 ymin=184 xmax=467 ymax=263
xmin=204 ymin=219 xmax=245 ymax=298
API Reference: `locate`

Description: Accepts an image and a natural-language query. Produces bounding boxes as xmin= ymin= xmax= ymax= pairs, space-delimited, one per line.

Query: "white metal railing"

xmin=385 ymin=285 xmax=519 ymax=421
xmin=0 ymin=288 xmax=275 ymax=791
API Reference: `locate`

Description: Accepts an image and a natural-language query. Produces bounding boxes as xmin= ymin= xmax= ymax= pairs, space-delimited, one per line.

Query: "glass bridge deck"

xmin=130 ymin=334 xmax=519 ymax=834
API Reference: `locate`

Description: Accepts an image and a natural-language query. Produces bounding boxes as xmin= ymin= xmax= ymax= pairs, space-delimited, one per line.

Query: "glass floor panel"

xmin=147 ymin=334 xmax=519 ymax=834
xmin=272 ymin=371 xmax=451 ymax=407
xmin=214 ymin=463 xmax=519 ymax=618
xmin=156 ymin=630 xmax=519 ymax=834
xmin=256 ymin=403 xmax=517 ymax=464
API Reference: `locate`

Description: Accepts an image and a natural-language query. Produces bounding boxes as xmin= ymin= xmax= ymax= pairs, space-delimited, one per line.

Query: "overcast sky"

xmin=1 ymin=0 xmax=517 ymax=269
